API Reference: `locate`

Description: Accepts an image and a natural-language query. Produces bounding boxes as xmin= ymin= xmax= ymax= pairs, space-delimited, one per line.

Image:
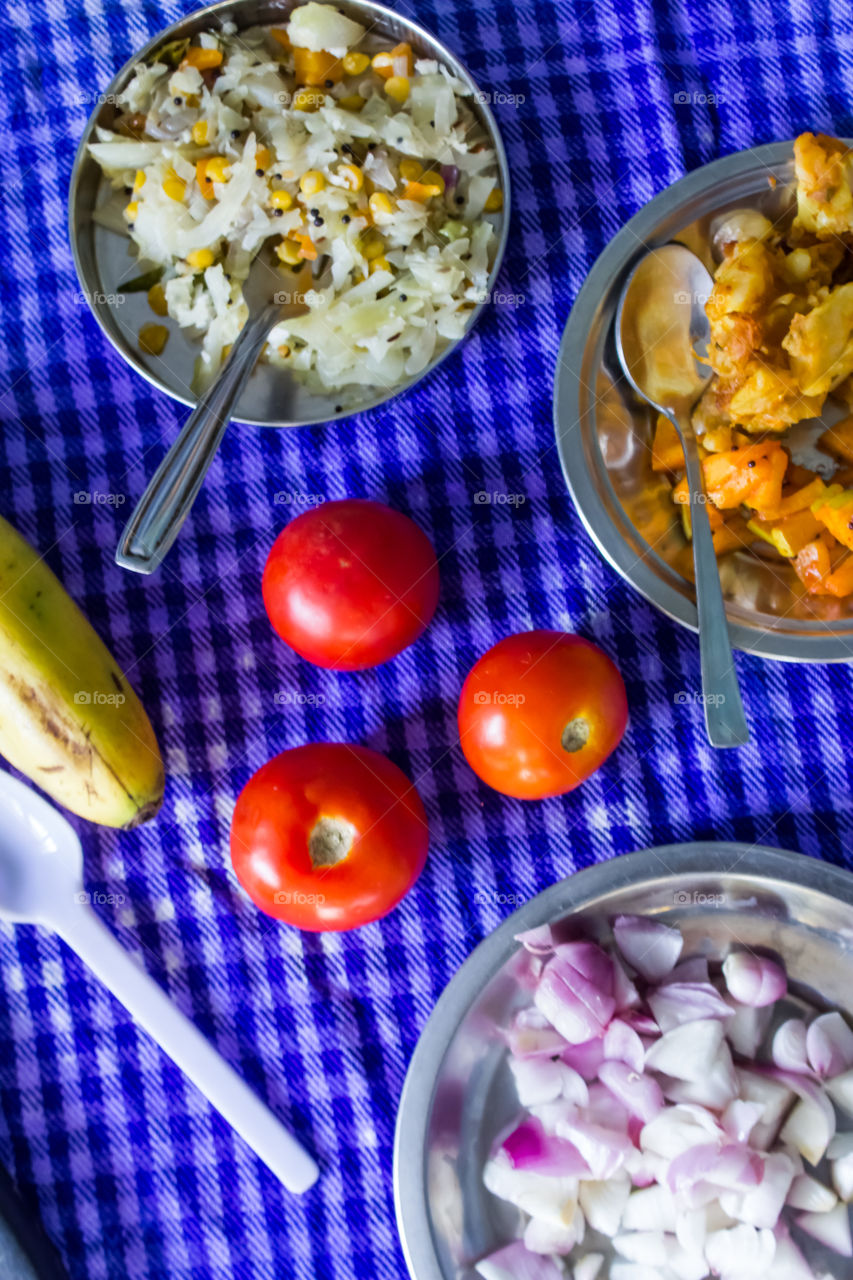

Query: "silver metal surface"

xmin=394 ymin=842 xmax=853 ymax=1279
xmin=116 ymin=253 xmax=318 ymax=572
xmin=615 ymin=245 xmax=748 ymax=747
xmin=554 ymin=141 xmax=853 ymax=663
xmin=68 ymin=0 xmax=510 ymax=428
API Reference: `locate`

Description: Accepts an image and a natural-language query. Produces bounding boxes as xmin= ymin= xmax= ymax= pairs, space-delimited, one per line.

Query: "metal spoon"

xmin=615 ymin=243 xmax=749 ymax=748
xmin=116 ymin=249 xmax=323 ymax=574
xmin=0 ymin=770 xmax=319 ymax=1193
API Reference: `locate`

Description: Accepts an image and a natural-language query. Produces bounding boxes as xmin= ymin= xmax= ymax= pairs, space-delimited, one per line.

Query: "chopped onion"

xmin=599 ymin=1060 xmax=664 ymax=1123
xmin=612 ymin=1230 xmax=669 ymax=1265
xmin=474 ymin=1240 xmax=566 ymax=1280
xmin=501 ymin=1117 xmax=591 ymax=1177
xmin=573 ymin=1254 xmax=604 ymax=1280
xmin=772 ymin=1019 xmax=811 ymax=1074
xmin=787 ymin=1173 xmax=838 ymax=1213
xmin=644 ymin=1019 xmax=725 ymax=1082
xmin=796 ymin=1202 xmax=853 ymax=1256
xmin=604 ymin=1019 xmax=646 ymax=1073
xmin=724 ymin=998 xmax=773 ymax=1058
xmin=578 ymin=1175 xmax=631 ymax=1236
xmin=648 ymin=982 xmax=733 ymax=1033
xmin=776 ymin=1073 xmax=836 ymax=1165
xmin=613 ymin=915 xmax=683 ymax=982
xmin=705 ymin=1223 xmax=776 ymax=1274
xmin=535 ymin=946 xmax=615 ymax=1045
xmin=828 ymin=1132 xmax=853 ymax=1202
xmin=806 ymin=1012 xmax=853 ymax=1078
xmin=826 ymin=1066 xmax=853 ymax=1116
xmin=721 ymin=1099 xmax=765 ymax=1144
xmin=723 ymin=952 xmax=787 ymax=1007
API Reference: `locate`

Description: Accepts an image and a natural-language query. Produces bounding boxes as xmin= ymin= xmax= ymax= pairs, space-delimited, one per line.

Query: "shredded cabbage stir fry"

xmin=477 ymin=916 xmax=853 ymax=1280
xmin=88 ymin=2 xmax=502 ymax=399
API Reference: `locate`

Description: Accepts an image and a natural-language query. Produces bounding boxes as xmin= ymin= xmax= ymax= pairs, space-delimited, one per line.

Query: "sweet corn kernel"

xmin=124 ymin=201 xmax=139 ymax=221
xmin=138 ymin=323 xmax=169 ymax=356
xmin=368 ymin=191 xmax=394 ymax=219
xmin=277 ymin=344 xmax=291 ymax=358
xmin=419 ymin=170 xmax=445 ymax=195
xmin=191 ymin=119 xmax=209 ymax=145
xmin=269 ymin=188 xmax=294 ymax=210
xmin=205 ymin=156 xmax=230 ymax=184
xmin=293 ymin=86 xmax=324 ymax=111
xmin=398 ymin=157 xmax=422 ymax=182
xmin=133 ymin=169 xmax=146 ymax=191
xmin=338 ymin=94 xmax=365 ymax=112
xmin=300 ymin=170 xmax=326 ymax=196
xmin=338 ymin=163 xmax=363 ymax=192
xmin=255 ymin=147 xmax=271 ymax=172
xmin=360 ymin=231 xmax=386 ymax=260
xmin=276 ymin=237 xmax=303 ymax=265
xmin=147 ymin=283 xmax=168 ymax=316
xmin=183 ymin=46 xmax=223 ymax=69
xmin=342 ymin=50 xmax=370 ymax=75
xmin=384 ymin=75 xmax=410 ymax=104
xmin=163 ymin=175 xmax=186 ymax=202
xmin=484 ymin=187 xmax=503 ymax=212
xmin=186 ymin=248 xmax=215 ymax=270
xmin=369 ymin=256 xmax=391 ymax=274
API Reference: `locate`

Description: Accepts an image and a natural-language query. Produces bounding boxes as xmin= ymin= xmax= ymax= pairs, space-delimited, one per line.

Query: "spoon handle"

xmin=115 ymin=302 xmax=279 ymax=575
xmin=55 ymin=902 xmax=319 ymax=1193
xmin=673 ymin=411 xmax=749 ymax=748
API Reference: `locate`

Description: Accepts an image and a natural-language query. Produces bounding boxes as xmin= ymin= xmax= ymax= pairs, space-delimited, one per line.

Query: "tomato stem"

xmin=309 ymin=816 xmax=356 ymax=868
xmin=561 ymin=717 xmax=590 ymax=753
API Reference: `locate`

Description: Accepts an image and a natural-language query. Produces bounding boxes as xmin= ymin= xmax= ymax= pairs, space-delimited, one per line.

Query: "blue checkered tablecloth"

xmin=2 ymin=0 xmax=853 ymax=1276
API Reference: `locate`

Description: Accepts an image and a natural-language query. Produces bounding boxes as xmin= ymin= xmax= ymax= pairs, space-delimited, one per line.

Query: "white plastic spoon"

xmin=0 ymin=771 xmax=318 ymax=1193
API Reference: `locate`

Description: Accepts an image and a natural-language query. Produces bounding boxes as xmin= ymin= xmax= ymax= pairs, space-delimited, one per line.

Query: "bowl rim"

xmin=67 ymin=0 xmax=510 ymax=428
xmin=392 ymin=841 xmax=853 ymax=1280
xmin=553 ymin=140 xmax=853 ymax=663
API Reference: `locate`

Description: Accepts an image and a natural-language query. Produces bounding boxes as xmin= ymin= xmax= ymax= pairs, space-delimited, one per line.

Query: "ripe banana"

xmin=0 ymin=514 xmax=164 ymax=827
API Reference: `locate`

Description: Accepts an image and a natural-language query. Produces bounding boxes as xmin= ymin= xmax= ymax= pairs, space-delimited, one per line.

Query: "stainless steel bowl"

xmin=68 ymin=0 xmax=509 ymax=427
xmin=394 ymin=842 xmax=853 ymax=1279
xmin=554 ymin=142 xmax=853 ymax=663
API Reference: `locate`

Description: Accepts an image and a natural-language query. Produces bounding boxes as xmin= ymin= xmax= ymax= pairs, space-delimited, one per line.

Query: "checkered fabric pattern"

xmin=1 ymin=0 xmax=853 ymax=1276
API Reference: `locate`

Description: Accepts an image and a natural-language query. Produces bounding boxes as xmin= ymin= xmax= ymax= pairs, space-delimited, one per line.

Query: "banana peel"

xmin=0 ymin=514 xmax=164 ymax=827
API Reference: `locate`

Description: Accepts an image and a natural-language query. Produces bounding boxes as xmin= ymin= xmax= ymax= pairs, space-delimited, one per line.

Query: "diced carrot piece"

xmin=293 ymin=46 xmax=343 ymax=85
xmin=292 ymin=231 xmax=318 ymax=261
xmin=757 ymin=476 xmax=827 ymax=522
xmin=196 ymin=158 xmax=214 ymax=199
xmin=270 ymin=27 xmax=291 ymax=49
xmin=824 ymin=553 xmax=853 ymax=598
xmin=812 ymin=487 xmax=853 ymax=552
xmin=747 ymin=509 xmax=824 ymax=557
xmin=820 ymin=414 xmax=853 ymax=464
xmin=182 ymin=46 xmax=223 ymax=69
xmin=651 ymin=414 xmax=685 ymax=472
xmin=713 ymin=515 xmax=753 ymax=556
xmin=703 ymin=441 xmax=788 ymax=511
xmin=794 ymin=538 xmax=833 ymax=593
xmin=373 ymin=42 xmax=414 ymax=79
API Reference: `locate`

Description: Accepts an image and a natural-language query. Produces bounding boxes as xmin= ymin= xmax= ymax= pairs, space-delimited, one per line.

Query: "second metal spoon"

xmin=615 ymin=243 xmax=749 ymax=748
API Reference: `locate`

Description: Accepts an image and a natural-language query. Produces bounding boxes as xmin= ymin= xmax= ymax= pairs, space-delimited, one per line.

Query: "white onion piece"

xmin=483 ymin=1156 xmax=581 ymax=1226
xmin=555 ymin=1116 xmax=633 ymax=1181
xmin=806 ymin=1011 xmax=853 ymax=1078
xmin=613 ymin=915 xmax=683 ymax=982
xmin=622 ymin=1184 xmax=678 ymax=1232
xmin=603 ymin=1020 xmax=646 ymax=1074
xmin=648 ymin=981 xmax=733 ymax=1033
xmin=560 ymin=1038 xmax=605 ymax=1081
xmin=668 ymin=1245 xmax=710 ymax=1280
xmin=719 ymin=1150 xmax=797 ymax=1229
xmin=705 ymin=1223 xmax=776 ymax=1275
xmin=509 ymin=1056 xmax=565 ymax=1107
xmin=659 ymin=1042 xmax=738 ymax=1109
xmin=723 ymin=952 xmax=787 ymax=1007
xmin=641 ymin=1104 xmax=721 ymax=1159
xmin=770 ymin=1232 xmax=820 ymax=1280
xmin=796 ymin=1203 xmax=853 ymax=1256
xmin=523 ymin=1213 xmax=583 ymax=1255
xmin=777 ymin=1074 xmax=836 ymax=1165
xmin=722 ymin=1099 xmax=765 ymax=1144
xmin=612 ymin=956 xmax=641 ymax=1012
xmin=724 ymin=998 xmax=773 ymax=1058
xmin=828 ymin=1132 xmax=853 ymax=1202
xmin=826 ymin=1067 xmax=853 ymax=1116
xmin=787 ymin=1173 xmax=838 ymax=1213
xmin=505 ymin=1008 xmax=567 ymax=1059
xmin=609 ymin=1266 xmax=666 ymax=1280
xmin=474 ymin=1240 xmax=565 ymax=1280
xmin=534 ymin=948 xmax=615 ymax=1045
xmin=515 ymin=924 xmax=555 ymax=956
xmin=612 ymin=1230 xmax=669 ymax=1265
xmin=599 ymin=1060 xmax=664 ymax=1123
xmin=675 ymin=1205 xmax=707 ymax=1256
xmin=645 ymin=1019 xmax=725 ymax=1082
xmin=773 ymin=1020 xmax=811 ymax=1074
xmin=578 ymin=1175 xmax=631 ymax=1236
xmin=573 ymin=1254 xmax=604 ymax=1280
xmin=736 ymin=1069 xmax=796 ymax=1151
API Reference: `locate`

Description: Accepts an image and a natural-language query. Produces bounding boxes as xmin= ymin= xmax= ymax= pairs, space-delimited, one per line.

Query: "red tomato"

xmin=230 ymin=743 xmax=429 ymax=930
xmin=262 ymin=499 xmax=440 ymax=670
xmin=457 ymin=630 xmax=628 ymax=800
